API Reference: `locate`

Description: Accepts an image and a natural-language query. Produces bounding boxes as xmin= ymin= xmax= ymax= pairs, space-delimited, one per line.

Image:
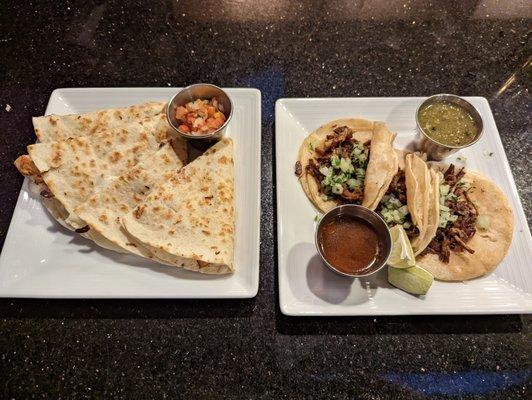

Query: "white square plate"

xmin=276 ymin=97 xmax=532 ymax=316
xmin=0 ymin=88 xmax=261 ymax=298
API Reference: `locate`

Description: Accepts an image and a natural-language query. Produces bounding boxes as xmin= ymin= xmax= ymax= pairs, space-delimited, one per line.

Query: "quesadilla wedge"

xmin=418 ymin=165 xmax=514 ymax=281
xmin=121 ymin=138 xmax=235 ymax=274
xmin=14 ymin=114 xmax=186 ymax=189
xmin=296 ymin=119 xmax=398 ymax=212
xmin=33 ymin=101 xmax=166 ymax=142
xmin=74 ymin=143 xmax=195 ymax=268
xmin=16 ymin=113 xmax=175 ymax=181
xmin=25 ymin=120 xmax=186 ymax=236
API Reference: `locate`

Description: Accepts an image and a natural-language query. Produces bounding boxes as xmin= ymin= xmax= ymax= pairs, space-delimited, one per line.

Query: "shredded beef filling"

xmin=314 ymin=126 xmax=353 ymax=157
xmin=75 ymin=225 xmax=90 ymax=234
xmin=387 ymin=170 xmax=407 ymax=204
xmin=300 ymin=126 xmax=369 ymax=205
xmin=307 ymin=158 xmax=321 ymax=183
xmin=294 ymin=161 xmax=302 ymax=177
xmin=421 ymin=165 xmax=477 ymax=263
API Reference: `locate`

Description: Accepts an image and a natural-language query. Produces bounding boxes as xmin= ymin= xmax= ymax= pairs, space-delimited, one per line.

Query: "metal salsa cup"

xmin=167 ymin=83 xmax=233 ymax=144
xmin=414 ymin=94 xmax=483 ymax=160
xmin=315 ymin=204 xmax=392 ymax=278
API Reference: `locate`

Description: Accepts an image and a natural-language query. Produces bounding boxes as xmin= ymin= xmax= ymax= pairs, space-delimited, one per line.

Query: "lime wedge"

xmin=387 ymin=225 xmax=416 ymax=268
xmin=388 ymin=265 xmax=434 ymax=295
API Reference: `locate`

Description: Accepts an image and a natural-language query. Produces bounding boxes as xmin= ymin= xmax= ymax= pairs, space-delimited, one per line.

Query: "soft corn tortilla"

xmin=362 ymin=122 xmax=399 ymax=210
xmin=33 ymin=101 xmax=166 ymax=142
xmin=404 ymin=153 xmax=440 ymax=255
xmin=424 ymin=169 xmax=441 ymax=254
xmin=122 ymin=138 xmax=235 ymax=274
xmin=298 ymin=119 xmax=398 ymax=213
xmin=417 ymin=170 xmax=514 ymax=281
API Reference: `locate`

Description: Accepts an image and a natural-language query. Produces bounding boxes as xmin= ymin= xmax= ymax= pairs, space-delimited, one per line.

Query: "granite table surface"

xmin=0 ymin=1 xmax=531 ymax=399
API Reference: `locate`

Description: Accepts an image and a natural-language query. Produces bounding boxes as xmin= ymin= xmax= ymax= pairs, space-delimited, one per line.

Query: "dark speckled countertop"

xmin=1 ymin=1 xmax=531 ymax=399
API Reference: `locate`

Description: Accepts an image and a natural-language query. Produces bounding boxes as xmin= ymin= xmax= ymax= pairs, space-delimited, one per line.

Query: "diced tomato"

xmin=206 ymin=106 xmax=216 ymax=117
xmin=214 ymin=111 xmax=226 ymax=123
xmin=206 ymin=118 xmax=218 ymax=129
xmin=176 ymin=97 xmax=227 ymax=135
xmin=174 ymin=106 xmax=187 ymax=120
xmin=178 ymin=124 xmax=190 ymax=133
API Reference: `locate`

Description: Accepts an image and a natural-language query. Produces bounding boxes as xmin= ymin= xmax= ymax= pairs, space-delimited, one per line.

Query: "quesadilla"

xmin=74 ymin=143 xmax=195 ymax=267
xmin=16 ymin=112 xmax=186 ymax=228
xmin=28 ymin=115 xmax=186 ymax=229
xmin=418 ymin=165 xmax=514 ymax=281
xmin=14 ymin=114 xmax=181 ymax=188
xmin=296 ymin=119 xmax=398 ymax=212
xmin=121 ymin=138 xmax=235 ymax=274
xmin=33 ymin=101 xmax=166 ymax=142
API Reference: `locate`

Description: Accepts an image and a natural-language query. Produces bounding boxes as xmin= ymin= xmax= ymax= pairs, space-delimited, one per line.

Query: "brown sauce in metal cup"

xmin=318 ymin=215 xmax=381 ymax=275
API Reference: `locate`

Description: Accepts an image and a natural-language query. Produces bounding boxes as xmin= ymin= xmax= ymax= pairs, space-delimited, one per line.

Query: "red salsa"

xmin=174 ymin=97 xmax=227 ymax=135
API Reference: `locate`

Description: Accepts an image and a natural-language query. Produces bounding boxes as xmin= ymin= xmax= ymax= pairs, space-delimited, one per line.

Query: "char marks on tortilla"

xmin=122 ymin=138 xmax=235 ymax=274
xmin=27 ymin=122 xmax=174 ymax=230
xmin=75 ymin=143 xmax=194 ymax=269
xmin=33 ymin=102 xmax=166 ymax=142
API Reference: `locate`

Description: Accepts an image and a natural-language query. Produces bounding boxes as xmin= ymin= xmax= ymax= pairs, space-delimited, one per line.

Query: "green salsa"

xmin=418 ymin=101 xmax=478 ymax=146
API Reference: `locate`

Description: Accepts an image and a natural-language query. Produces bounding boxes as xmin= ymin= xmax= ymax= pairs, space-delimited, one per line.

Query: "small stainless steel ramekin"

xmin=414 ymin=94 xmax=483 ymax=160
xmin=166 ymin=83 xmax=233 ymax=143
xmin=315 ymin=205 xmax=392 ymax=278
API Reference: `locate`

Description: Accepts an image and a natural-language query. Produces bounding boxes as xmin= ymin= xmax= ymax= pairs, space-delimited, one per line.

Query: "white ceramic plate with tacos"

xmin=0 ymin=87 xmax=261 ymax=298
xmin=276 ymin=97 xmax=532 ymax=316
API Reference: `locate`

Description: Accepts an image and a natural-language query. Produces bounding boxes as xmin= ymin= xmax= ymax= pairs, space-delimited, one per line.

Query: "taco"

xmin=296 ymin=119 xmax=398 ymax=212
xmin=376 ymin=153 xmax=440 ymax=256
xmin=417 ymin=165 xmax=514 ymax=281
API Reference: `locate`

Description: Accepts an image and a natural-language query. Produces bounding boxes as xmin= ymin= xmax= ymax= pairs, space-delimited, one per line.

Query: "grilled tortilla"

xmin=122 ymin=138 xmax=235 ymax=274
xmin=297 ymin=119 xmax=398 ymax=213
xmin=33 ymin=101 xmax=166 ymax=142
xmin=21 ymin=114 xmax=185 ymax=220
xmin=27 ymin=121 xmax=174 ymax=228
xmin=75 ymin=143 xmax=194 ymax=268
xmin=418 ymin=168 xmax=513 ymax=281
xmin=24 ymin=116 xmax=187 ymax=252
